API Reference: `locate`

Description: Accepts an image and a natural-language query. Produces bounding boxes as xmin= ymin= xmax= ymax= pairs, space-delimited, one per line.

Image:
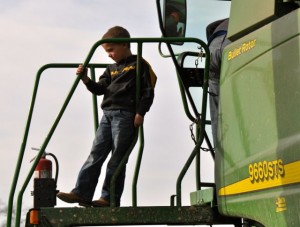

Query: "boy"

xmin=57 ymin=26 xmax=157 ymax=207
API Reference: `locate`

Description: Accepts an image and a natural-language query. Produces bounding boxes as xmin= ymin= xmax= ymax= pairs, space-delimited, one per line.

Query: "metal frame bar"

xmin=7 ymin=37 xmax=210 ymax=227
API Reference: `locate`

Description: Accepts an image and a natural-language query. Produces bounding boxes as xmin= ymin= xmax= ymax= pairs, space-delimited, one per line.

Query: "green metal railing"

xmin=6 ymin=63 xmax=108 ymax=227
xmin=172 ymin=48 xmax=211 ymax=206
xmin=7 ymin=37 xmax=210 ymax=227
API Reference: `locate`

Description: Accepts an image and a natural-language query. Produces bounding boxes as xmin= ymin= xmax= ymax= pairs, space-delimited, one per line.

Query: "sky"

xmin=0 ymin=0 xmax=230 ymax=225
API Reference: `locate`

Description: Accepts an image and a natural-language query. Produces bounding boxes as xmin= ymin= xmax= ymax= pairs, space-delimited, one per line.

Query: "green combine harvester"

xmin=7 ymin=0 xmax=300 ymax=226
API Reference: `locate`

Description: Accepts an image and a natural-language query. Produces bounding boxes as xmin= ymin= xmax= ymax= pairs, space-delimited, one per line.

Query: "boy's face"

xmin=102 ymin=43 xmax=128 ymax=63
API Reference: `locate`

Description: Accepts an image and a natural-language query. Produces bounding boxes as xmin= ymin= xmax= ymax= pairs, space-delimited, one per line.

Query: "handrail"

xmin=7 ymin=63 xmax=107 ymax=227
xmin=7 ymin=37 xmax=209 ymax=227
xmin=174 ymin=44 xmax=211 ymax=206
xmin=113 ymin=42 xmax=144 ymax=207
xmin=155 ymin=0 xmax=212 ymax=206
xmin=89 ymin=65 xmax=101 ymax=131
xmin=110 ymin=41 xmax=144 ymax=207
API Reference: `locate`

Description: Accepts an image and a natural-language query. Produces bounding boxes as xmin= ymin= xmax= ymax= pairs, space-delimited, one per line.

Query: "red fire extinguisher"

xmin=31 ymin=147 xmax=59 ymax=208
xmin=34 ymin=154 xmax=52 ymax=179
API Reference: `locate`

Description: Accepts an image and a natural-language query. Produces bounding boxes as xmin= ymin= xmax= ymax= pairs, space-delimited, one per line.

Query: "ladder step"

xmin=29 ymin=206 xmax=241 ymax=226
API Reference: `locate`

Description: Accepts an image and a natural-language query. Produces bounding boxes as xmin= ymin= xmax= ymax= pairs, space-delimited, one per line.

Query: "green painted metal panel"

xmin=190 ymin=188 xmax=214 ymax=206
xmin=228 ymin=0 xmax=275 ymax=39
xmin=216 ymin=8 xmax=300 ymax=227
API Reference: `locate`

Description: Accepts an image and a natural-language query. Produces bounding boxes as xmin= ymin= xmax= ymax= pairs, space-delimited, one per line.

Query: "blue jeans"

xmin=72 ymin=110 xmax=135 ymax=205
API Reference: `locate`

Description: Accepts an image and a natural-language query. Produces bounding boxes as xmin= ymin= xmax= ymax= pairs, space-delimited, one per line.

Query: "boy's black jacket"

xmin=85 ymin=55 xmax=157 ymax=116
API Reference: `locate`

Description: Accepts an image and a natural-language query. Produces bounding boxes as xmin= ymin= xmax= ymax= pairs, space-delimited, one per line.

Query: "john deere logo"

xmin=275 ymin=197 xmax=287 ymax=213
